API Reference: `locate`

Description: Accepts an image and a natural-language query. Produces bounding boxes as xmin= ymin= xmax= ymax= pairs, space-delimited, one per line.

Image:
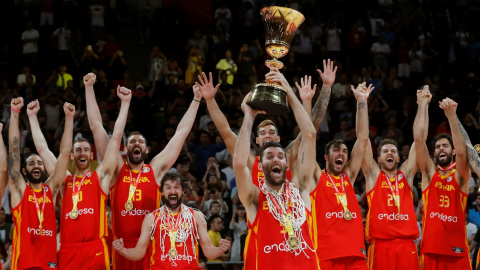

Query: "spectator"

xmin=17 ymin=66 xmax=36 ymax=87
xmin=108 ymin=49 xmax=127 ymax=86
xmin=89 ymin=0 xmax=105 ymax=43
xmin=216 ymin=50 xmax=237 ymax=85
xmin=0 ymin=208 xmax=12 ymax=244
xmin=186 ymin=30 xmax=208 ymax=60
xmin=201 ymin=185 xmax=228 ymax=219
xmin=468 ymin=193 xmax=480 ymax=228
xmin=229 ymin=205 xmax=247 ymax=270
xmin=215 ymin=3 xmax=232 ymax=35
xmin=371 ymin=35 xmax=390 ymax=73
xmin=208 ymin=214 xmax=229 ymax=268
xmin=185 ymin=46 xmax=203 ymax=85
xmin=51 ymin=20 xmax=73 ymax=67
xmin=21 ymin=21 xmax=39 ymax=69
xmin=46 ymin=65 xmax=73 ymax=92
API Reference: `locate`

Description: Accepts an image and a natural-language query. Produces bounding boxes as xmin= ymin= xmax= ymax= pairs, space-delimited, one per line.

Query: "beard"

xmin=436 ymin=153 xmax=453 ymax=167
xmin=25 ymin=170 xmax=47 ymax=184
xmin=127 ymin=147 xmax=148 ymax=165
xmin=162 ymin=193 xmax=183 ymax=209
xmin=327 ymin=161 xmax=344 ymax=175
xmin=263 ymin=166 xmax=287 ymax=187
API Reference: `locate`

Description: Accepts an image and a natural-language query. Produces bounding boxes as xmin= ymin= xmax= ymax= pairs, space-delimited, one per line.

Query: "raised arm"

xmin=440 ymin=98 xmax=471 ymax=193
xmin=84 ymin=73 xmax=124 ymax=171
xmin=26 ymin=100 xmax=57 ymax=175
xmin=197 ymin=72 xmax=257 ymax=169
xmin=266 ymin=70 xmax=317 ymax=200
xmin=44 ymin=103 xmax=74 ymax=196
xmin=294 ymin=75 xmax=317 ymax=120
xmin=112 ymin=212 xmax=153 ymax=261
xmin=232 ymin=93 xmax=262 ymax=221
xmin=458 ymin=117 xmax=480 ymax=177
xmin=150 ymin=85 xmax=201 ymax=185
xmin=413 ymin=88 xmax=436 ymax=190
xmin=0 ymin=124 xmax=7 ymax=204
xmin=195 ymin=210 xmax=230 ymax=259
xmin=345 ymin=83 xmax=374 ymax=184
xmin=8 ymin=98 xmax=27 ymax=209
xmin=96 ymin=86 xmax=131 ymax=194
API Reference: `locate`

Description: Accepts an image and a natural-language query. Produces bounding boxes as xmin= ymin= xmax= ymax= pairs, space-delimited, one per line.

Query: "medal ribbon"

xmin=165 ymin=206 xmax=183 ymax=251
xmin=264 ymin=180 xmax=294 ymax=237
xmin=383 ymin=172 xmax=400 ymax=213
xmin=326 ymin=173 xmax=349 ymax=212
xmin=28 ymin=183 xmax=46 ymax=234
xmin=437 ymin=161 xmax=456 ymax=172
xmin=127 ymin=165 xmax=145 ymax=204
xmin=72 ymin=170 xmax=91 ymax=211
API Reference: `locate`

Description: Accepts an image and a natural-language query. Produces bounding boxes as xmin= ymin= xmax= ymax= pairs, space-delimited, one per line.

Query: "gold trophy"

xmin=247 ymin=6 xmax=305 ymax=115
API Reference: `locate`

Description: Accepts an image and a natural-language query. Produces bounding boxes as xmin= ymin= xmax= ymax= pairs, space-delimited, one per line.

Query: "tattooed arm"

xmin=0 ymin=124 xmax=7 ymax=206
xmin=8 ymin=98 xmax=27 ymax=209
xmin=458 ymin=116 xmax=480 ymax=177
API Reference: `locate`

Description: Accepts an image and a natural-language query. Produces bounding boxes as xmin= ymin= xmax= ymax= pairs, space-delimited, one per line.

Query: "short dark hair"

xmin=72 ymin=137 xmax=92 ymax=152
xmin=210 ymin=201 xmax=221 ymax=210
xmin=377 ymin=139 xmax=399 ymax=157
xmin=258 ymin=141 xmax=284 ymax=162
xmin=325 ymin=140 xmax=345 ymax=156
xmin=432 ymin=134 xmax=454 ymax=151
xmin=127 ymin=131 xmax=147 ymax=145
xmin=23 ymin=154 xmax=42 ymax=168
xmin=208 ymin=214 xmax=222 ymax=225
xmin=160 ymin=172 xmax=185 ymax=192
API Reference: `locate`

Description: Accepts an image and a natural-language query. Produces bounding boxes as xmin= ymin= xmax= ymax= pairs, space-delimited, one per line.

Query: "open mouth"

xmin=133 ymin=148 xmax=142 ymax=158
xmin=272 ymin=166 xmax=282 ymax=176
xmin=32 ymin=169 xmax=41 ymax=178
xmin=334 ymin=157 xmax=344 ymax=169
xmin=439 ymin=153 xmax=447 ymax=160
xmin=168 ymin=195 xmax=178 ymax=205
xmin=386 ymin=157 xmax=394 ymax=164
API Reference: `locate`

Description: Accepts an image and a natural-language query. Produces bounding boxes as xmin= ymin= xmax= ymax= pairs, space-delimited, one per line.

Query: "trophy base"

xmin=247 ymin=83 xmax=288 ymax=115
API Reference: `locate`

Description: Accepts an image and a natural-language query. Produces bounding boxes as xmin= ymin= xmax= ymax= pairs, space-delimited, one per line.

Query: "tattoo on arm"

xmin=312 ymin=85 xmax=331 ymax=128
xmin=8 ymin=136 xmax=22 ymax=189
xmin=458 ymin=116 xmax=473 ymax=145
xmin=301 ymin=152 xmax=304 ymax=164
xmin=359 ymin=102 xmax=366 ymax=109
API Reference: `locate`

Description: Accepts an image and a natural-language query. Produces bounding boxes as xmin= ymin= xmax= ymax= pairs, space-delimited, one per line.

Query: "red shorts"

xmin=420 ymin=253 xmax=472 ymax=270
xmin=112 ymin=239 xmax=151 ymax=270
xmin=320 ymin=256 xmax=367 ymax=270
xmin=367 ymin=239 xmax=419 ymax=270
xmin=58 ymin=238 xmax=110 ymax=270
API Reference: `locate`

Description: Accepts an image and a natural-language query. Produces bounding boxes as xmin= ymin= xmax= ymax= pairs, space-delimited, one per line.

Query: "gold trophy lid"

xmin=260 ymin=6 xmax=305 ymax=59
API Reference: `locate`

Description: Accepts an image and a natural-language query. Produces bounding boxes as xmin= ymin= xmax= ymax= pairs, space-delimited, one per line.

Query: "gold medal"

xmin=168 ymin=248 xmax=178 ymax=258
xmin=125 ymin=200 xmax=134 ymax=211
xmin=39 ymin=224 xmax=44 ymax=236
xmin=287 ymin=235 xmax=300 ymax=250
xmin=69 ymin=209 xmax=79 ymax=219
xmin=344 ymin=209 xmax=352 ymax=221
xmin=475 ymin=144 xmax=480 ymax=153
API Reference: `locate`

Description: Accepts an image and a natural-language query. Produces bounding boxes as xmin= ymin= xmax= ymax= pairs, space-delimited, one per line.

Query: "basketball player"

xmin=26 ymin=86 xmax=132 ymax=269
xmin=84 ymin=73 xmax=202 ymax=269
xmin=9 ymin=98 xmax=74 ymax=269
xmin=361 ymin=87 xmax=431 ymax=269
xmin=233 ymin=69 xmax=320 ymax=269
xmin=112 ymin=172 xmax=231 ymax=269
xmin=414 ymin=96 xmax=472 ymax=270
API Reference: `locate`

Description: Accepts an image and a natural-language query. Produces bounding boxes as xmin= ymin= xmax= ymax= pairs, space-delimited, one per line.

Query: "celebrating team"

xmin=2 ymin=59 xmax=478 ymax=270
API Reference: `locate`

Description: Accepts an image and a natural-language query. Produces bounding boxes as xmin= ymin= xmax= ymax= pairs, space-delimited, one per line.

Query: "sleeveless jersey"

xmin=366 ymin=170 xmax=419 ymax=241
xmin=310 ymin=171 xmax=366 ymax=260
xmin=251 ymin=156 xmax=292 ymax=187
xmin=421 ymin=170 xmax=469 ymax=257
xmin=111 ymin=163 xmax=160 ymax=242
xmin=247 ymin=188 xmax=320 ymax=270
xmin=12 ymin=183 xmax=57 ymax=270
xmin=60 ymin=171 xmax=108 ymax=243
xmin=150 ymin=207 xmax=200 ymax=270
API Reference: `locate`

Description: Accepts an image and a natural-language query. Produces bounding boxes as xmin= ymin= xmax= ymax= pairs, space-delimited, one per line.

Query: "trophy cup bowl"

xmin=247 ymin=6 xmax=305 ymax=115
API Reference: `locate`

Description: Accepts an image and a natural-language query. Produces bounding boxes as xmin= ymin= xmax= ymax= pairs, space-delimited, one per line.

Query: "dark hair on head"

xmin=210 ymin=201 xmax=221 ymax=209
xmin=160 ymin=172 xmax=185 ymax=192
xmin=377 ymin=139 xmax=399 ymax=157
xmin=127 ymin=131 xmax=147 ymax=145
xmin=432 ymin=134 xmax=454 ymax=151
xmin=207 ymin=184 xmax=221 ymax=192
xmin=256 ymin=120 xmax=278 ymax=136
xmin=72 ymin=137 xmax=92 ymax=152
xmin=23 ymin=154 xmax=42 ymax=168
xmin=324 ymin=140 xmax=346 ymax=156
xmin=258 ymin=141 xmax=284 ymax=162
xmin=208 ymin=214 xmax=222 ymax=225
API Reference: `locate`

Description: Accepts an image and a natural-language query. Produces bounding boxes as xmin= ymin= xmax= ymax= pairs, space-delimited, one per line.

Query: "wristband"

xmin=11 ymin=108 xmax=20 ymax=113
xmin=193 ymin=98 xmax=201 ymax=102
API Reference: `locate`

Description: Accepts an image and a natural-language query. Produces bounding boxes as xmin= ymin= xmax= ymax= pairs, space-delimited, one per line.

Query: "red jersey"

xmin=12 ymin=184 xmax=57 ymax=270
xmin=310 ymin=171 xmax=366 ymax=260
xmin=111 ymin=163 xmax=160 ymax=242
xmin=251 ymin=156 xmax=292 ymax=187
xmin=421 ymin=170 xmax=469 ymax=257
xmin=366 ymin=170 xmax=419 ymax=241
xmin=247 ymin=186 xmax=319 ymax=270
xmin=60 ymin=171 xmax=108 ymax=243
xmin=150 ymin=206 xmax=200 ymax=270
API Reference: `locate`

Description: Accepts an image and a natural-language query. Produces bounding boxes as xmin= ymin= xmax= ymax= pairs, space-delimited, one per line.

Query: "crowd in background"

xmin=1 ymin=0 xmax=480 ymax=268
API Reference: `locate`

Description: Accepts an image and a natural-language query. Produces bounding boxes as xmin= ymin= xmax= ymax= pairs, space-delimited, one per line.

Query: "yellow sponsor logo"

xmin=122 ymin=176 xmax=151 ymax=183
xmin=28 ymin=196 xmax=52 ymax=204
xmin=66 ymin=179 xmax=93 ymax=189
xmin=326 ymin=180 xmax=350 ymax=188
xmin=381 ymin=181 xmax=405 ymax=190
